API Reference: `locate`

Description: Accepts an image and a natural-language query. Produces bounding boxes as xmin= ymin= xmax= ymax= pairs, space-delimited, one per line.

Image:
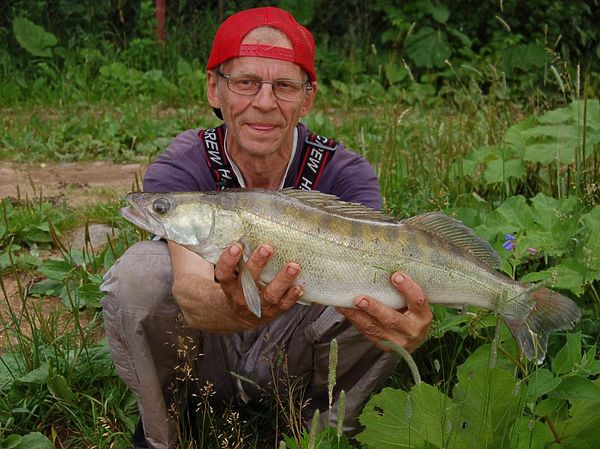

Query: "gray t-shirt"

xmin=144 ymin=122 xmax=382 ymax=210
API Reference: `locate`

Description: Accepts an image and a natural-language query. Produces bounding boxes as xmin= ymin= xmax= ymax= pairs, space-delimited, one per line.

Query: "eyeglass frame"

xmin=215 ymin=68 xmax=313 ymax=102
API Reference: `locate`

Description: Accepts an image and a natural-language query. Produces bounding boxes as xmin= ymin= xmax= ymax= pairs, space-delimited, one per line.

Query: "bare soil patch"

xmin=0 ymin=161 xmax=146 ymax=207
xmin=1 ymin=161 xmax=142 ymax=351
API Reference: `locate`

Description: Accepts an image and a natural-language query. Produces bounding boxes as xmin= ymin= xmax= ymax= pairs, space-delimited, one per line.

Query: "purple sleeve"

xmin=143 ymin=130 xmax=215 ymax=193
xmin=317 ymin=146 xmax=382 ymax=211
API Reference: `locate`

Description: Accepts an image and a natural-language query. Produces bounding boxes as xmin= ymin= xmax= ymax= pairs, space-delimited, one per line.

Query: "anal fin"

xmin=239 ymin=258 xmax=261 ymax=318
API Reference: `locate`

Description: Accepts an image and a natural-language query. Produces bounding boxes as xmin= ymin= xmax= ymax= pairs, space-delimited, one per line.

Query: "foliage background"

xmin=1 ymin=0 xmax=599 ymax=105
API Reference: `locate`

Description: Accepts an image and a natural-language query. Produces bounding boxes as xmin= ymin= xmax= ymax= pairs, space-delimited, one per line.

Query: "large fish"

xmin=121 ymin=189 xmax=580 ymax=362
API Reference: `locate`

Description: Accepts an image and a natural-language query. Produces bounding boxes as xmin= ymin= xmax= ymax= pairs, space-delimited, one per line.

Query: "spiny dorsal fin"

xmin=403 ymin=212 xmax=501 ymax=269
xmin=280 ymin=189 xmax=398 ymax=223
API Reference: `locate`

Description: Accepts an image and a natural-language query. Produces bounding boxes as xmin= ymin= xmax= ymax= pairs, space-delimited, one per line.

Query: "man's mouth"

xmin=246 ymin=122 xmax=278 ymax=132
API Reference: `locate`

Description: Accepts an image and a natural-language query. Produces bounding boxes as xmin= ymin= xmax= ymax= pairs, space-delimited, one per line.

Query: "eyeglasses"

xmin=216 ymin=69 xmax=312 ymax=102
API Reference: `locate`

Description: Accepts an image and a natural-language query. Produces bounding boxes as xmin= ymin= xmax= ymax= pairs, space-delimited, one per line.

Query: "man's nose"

xmin=251 ymin=82 xmax=278 ymax=107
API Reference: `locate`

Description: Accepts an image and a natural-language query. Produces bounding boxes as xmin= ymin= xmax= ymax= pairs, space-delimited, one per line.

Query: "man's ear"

xmin=207 ymin=70 xmax=221 ymax=108
xmin=300 ymin=82 xmax=318 ymax=117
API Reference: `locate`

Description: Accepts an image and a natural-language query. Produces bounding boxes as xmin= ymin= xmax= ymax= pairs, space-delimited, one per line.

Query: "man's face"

xmin=207 ymin=55 xmax=316 ymax=159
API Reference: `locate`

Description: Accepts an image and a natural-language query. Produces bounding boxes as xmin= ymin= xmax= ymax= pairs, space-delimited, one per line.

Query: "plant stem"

xmin=379 ymin=340 xmax=421 ymax=385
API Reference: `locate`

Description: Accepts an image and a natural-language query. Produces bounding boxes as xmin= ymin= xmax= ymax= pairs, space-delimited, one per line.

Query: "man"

xmin=101 ymin=6 xmax=432 ymax=449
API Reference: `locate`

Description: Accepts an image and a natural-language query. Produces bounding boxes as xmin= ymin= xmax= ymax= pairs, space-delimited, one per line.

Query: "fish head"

xmin=121 ymin=192 xmax=215 ymax=246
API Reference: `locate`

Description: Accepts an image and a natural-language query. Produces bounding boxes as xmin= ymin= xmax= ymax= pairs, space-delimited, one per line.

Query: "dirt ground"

xmin=1 ymin=161 xmax=144 ymax=350
xmin=0 ymin=160 xmax=146 ymax=207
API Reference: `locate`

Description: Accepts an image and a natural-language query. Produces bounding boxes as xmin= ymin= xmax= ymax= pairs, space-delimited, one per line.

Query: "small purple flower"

xmin=503 ymin=234 xmax=516 ymax=252
xmin=527 ymin=247 xmax=537 ymax=255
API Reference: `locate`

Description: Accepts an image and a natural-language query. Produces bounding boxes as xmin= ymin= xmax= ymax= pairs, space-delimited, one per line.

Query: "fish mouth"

xmin=121 ymin=193 xmax=166 ymax=237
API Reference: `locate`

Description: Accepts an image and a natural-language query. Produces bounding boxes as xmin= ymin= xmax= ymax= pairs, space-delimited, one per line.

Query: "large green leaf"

xmin=501 ymin=43 xmax=548 ymax=74
xmin=426 ymin=2 xmax=450 ymax=23
xmin=527 ymin=193 xmax=578 ymax=257
xmin=405 ymin=27 xmax=451 ymax=69
xmin=358 ymin=384 xmax=461 ymax=449
xmin=554 ymin=379 xmax=600 ymax=447
xmin=549 ymin=376 xmax=600 ymax=401
xmin=521 ymin=125 xmax=582 ymax=140
xmin=520 ymin=259 xmax=586 ymax=295
xmin=10 ymin=432 xmax=52 ymax=449
xmin=504 ymin=116 xmax=537 ymax=148
xmin=581 ymin=206 xmax=600 ymax=275
xmin=475 ymin=195 xmax=532 ymax=240
xmin=526 ymin=369 xmax=561 ymax=398
xmin=453 ymin=368 xmax=525 ymax=448
xmin=12 ymin=17 xmax=57 ymax=57
xmin=523 ymin=141 xmax=579 ymax=164
xmin=483 ymin=158 xmax=526 ymax=184
xmin=508 ymin=417 xmax=550 ymax=449
xmin=456 ymin=343 xmax=515 ymax=379
xmin=539 ymin=100 xmax=600 ymax=129
xmin=552 ymin=333 xmax=582 ymax=375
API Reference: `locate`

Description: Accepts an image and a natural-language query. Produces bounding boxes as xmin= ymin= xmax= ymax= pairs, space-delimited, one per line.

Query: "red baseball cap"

xmin=207 ymin=6 xmax=316 ymax=81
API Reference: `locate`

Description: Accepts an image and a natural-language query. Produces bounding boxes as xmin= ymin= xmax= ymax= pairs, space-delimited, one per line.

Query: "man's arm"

xmin=168 ymin=241 xmax=304 ymax=333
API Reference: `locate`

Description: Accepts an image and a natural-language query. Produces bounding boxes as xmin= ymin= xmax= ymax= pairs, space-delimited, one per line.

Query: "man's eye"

xmin=233 ymin=78 xmax=259 ymax=89
xmin=275 ymin=80 xmax=300 ymax=91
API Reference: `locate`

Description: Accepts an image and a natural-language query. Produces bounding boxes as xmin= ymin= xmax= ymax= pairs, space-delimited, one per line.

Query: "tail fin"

xmin=503 ymin=288 xmax=581 ymax=364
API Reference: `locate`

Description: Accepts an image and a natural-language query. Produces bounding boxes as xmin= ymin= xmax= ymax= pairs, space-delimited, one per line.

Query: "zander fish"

xmin=121 ymin=189 xmax=580 ymax=362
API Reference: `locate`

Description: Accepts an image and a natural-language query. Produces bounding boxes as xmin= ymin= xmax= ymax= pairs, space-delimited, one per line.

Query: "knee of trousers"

xmin=101 ymin=240 xmax=178 ymax=317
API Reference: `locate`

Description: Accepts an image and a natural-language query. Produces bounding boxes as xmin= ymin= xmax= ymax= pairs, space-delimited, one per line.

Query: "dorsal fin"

xmin=403 ymin=212 xmax=501 ymax=268
xmin=280 ymin=189 xmax=398 ymax=223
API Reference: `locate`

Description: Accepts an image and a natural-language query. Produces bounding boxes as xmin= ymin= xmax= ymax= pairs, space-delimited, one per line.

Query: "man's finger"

xmin=391 ymin=272 xmax=429 ymax=316
xmin=262 ymin=263 xmax=301 ymax=306
xmin=245 ymin=245 xmax=273 ymax=279
xmin=353 ymin=295 xmax=412 ymax=331
xmin=337 ymin=300 xmax=384 ymax=338
xmin=214 ymin=243 xmax=244 ymax=283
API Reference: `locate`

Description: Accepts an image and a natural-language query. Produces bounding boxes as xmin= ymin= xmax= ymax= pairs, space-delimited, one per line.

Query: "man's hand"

xmin=214 ymin=243 xmax=304 ymax=321
xmin=169 ymin=241 xmax=303 ymax=334
xmin=336 ymin=272 xmax=432 ymax=353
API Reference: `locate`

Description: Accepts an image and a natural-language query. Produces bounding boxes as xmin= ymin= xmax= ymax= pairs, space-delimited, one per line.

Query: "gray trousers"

xmin=101 ymin=241 xmax=399 ymax=449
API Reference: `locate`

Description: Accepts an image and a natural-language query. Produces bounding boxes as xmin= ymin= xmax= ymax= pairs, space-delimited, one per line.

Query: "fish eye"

xmin=152 ymin=198 xmax=171 ymax=215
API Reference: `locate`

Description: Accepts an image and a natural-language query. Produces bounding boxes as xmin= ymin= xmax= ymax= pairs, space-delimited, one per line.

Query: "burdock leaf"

xmin=453 ymin=368 xmax=524 ymax=448
xmin=405 ymin=27 xmax=451 ymax=69
xmin=483 ymin=158 xmax=526 ymax=185
xmin=12 ymin=17 xmax=57 ymax=57
xmin=357 ymin=384 xmax=460 ymax=449
xmin=524 ymin=141 xmax=579 ymax=165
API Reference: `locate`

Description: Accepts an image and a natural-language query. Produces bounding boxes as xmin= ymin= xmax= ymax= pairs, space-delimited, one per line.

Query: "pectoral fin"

xmin=238 ymin=258 xmax=261 ymax=318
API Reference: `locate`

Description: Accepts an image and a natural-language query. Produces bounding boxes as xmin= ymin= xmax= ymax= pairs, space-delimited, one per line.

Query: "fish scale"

xmin=121 ymin=188 xmax=581 ymax=362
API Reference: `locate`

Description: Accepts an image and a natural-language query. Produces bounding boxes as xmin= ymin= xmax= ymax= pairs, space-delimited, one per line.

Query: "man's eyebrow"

xmin=229 ymin=71 xmax=304 ymax=81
